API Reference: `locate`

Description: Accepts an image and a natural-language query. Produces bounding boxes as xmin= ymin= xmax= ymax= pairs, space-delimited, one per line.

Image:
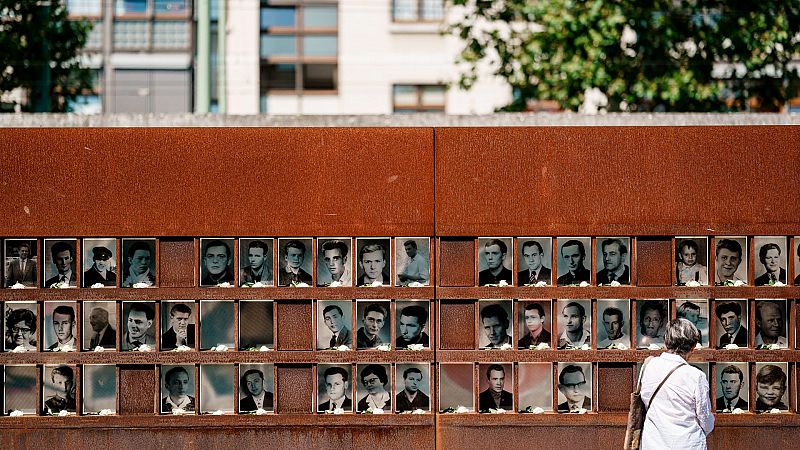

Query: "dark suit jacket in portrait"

xmin=239 ymin=392 xmax=274 ymax=412
xmin=326 ymin=327 xmax=352 ymax=349
xmin=162 ymin=396 xmax=195 ymax=413
xmin=755 ymin=398 xmax=786 ymax=412
xmin=240 ymin=266 xmax=272 ymax=285
xmin=479 ymin=389 xmax=513 ymax=411
xmin=754 ymin=268 xmax=787 ymax=286
xmin=517 ymin=266 xmax=552 ymax=285
xmin=83 ymin=266 xmax=116 ymax=287
xmin=45 ymin=273 xmax=77 ymax=288
xmin=478 ymin=267 xmax=513 ymax=286
xmin=6 ymin=259 xmax=36 ymax=287
xmin=396 ymin=332 xmax=430 ymax=349
xmin=718 ymin=326 xmax=748 ymax=348
xmin=90 ymin=326 xmax=116 ymax=348
xmin=357 ymin=270 xmax=391 ymax=286
xmin=161 ymin=324 xmax=196 ymax=349
xmin=796 ymin=274 xmax=800 ymax=285
xmin=558 ymin=397 xmax=592 ymax=412
xmin=556 ymin=265 xmax=591 ymax=286
xmin=201 ymin=269 xmax=234 ymax=286
xmin=716 ymin=396 xmax=748 ymax=411
xmin=596 ymin=265 xmax=630 ymax=285
xmin=318 ymin=396 xmax=352 ymax=412
xmin=279 ymin=267 xmax=312 ymax=286
xmin=518 ymin=329 xmax=551 ymax=348
xmin=396 ymin=390 xmax=430 ymax=412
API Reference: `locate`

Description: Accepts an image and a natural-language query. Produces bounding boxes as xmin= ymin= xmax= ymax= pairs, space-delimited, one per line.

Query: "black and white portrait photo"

xmin=518 ymin=300 xmax=551 ymax=348
xmin=42 ymin=364 xmax=77 ymax=415
xmin=676 ymin=299 xmax=708 ymax=347
xmin=395 ymin=237 xmax=431 ymax=286
xmin=239 ymin=238 xmax=274 ymax=286
xmin=239 ymin=364 xmax=274 ymax=413
xmin=636 ymin=300 xmax=667 ymax=349
xmin=317 ymin=238 xmax=353 ymax=287
xmin=596 ymin=299 xmax=630 ymax=349
xmin=317 ymin=364 xmax=352 ymax=413
xmin=557 ymin=362 xmax=592 ymax=413
xmin=478 ymin=363 xmax=513 ymax=412
xmin=4 ymin=365 xmax=37 ymax=415
xmin=675 ymin=237 xmax=709 ymax=286
xmin=121 ymin=238 xmax=156 ymax=288
xmin=518 ymin=363 xmax=553 ymax=412
xmin=356 ymin=363 xmax=392 ymax=412
xmin=317 ymin=300 xmax=353 ymax=350
xmin=199 ymin=238 xmax=235 ymax=287
xmin=161 ymin=365 xmax=196 ymax=414
xmin=356 ymin=237 xmax=392 ymax=286
xmin=714 ymin=237 xmax=747 ymax=285
xmin=277 ymin=238 xmax=313 ymax=286
xmin=754 ymin=300 xmax=787 ymax=348
xmin=4 ymin=302 xmax=37 ymax=352
xmin=43 ymin=301 xmax=77 ymax=351
xmin=754 ymin=237 xmax=787 ymax=286
xmin=121 ymin=301 xmax=156 ymax=351
xmin=82 ymin=238 xmax=117 ymax=287
xmin=395 ymin=301 xmax=430 ymax=349
xmin=477 ymin=237 xmax=513 ymax=286
xmin=716 ymin=362 xmax=748 ymax=412
xmin=199 ymin=364 xmax=234 ymax=414
xmin=43 ymin=238 xmax=78 ymax=288
xmin=439 ymin=363 xmax=474 ymax=412
xmin=754 ymin=362 xmax=789 ymax=412
xmin=556 ymin=299 xmax=591 ymax=349
xmin=596 ymin=237 xmax=631 ymax=285
xmin=239 ymin=301 xmax=274 ymax=350
xmin=556 ymin=237 xmax=591 ymax=286
xmin=161 ymin=301 xmax=196 ymax=351
xmin=82 ymin=364 xmax=116 ymax=414
xmin=517 ymin=238 xmax=552 ymax=286
xmin=356 ymin=300 xmax=391 ymax=350
xmin=395 ymin=364 xmax=430 ymax=412
xmin=795 ymin=237 xmax=800 ymax=285
xmin=4 ymin=238 xmax=37 ymax=288
xmin=200 ymin=301 xmax=234 ymax=350
xmin=478 ymin=300 xmax=513 ymax=349
xmin=715 ymin=299 xmax=748 ymax=348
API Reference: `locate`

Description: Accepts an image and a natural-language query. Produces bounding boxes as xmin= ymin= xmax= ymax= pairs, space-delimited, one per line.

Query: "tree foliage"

xmin=449 ymin=0 xmax=800 ymax=112
xmin=0 ymin=0 xmax=93 ymax=112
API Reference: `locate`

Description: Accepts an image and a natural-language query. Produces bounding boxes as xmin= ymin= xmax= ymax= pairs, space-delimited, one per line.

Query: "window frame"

xmin=392 ymin=84 xmax=446 ymax=113
xmin=391 ymin=0 xmax=445 ymax=24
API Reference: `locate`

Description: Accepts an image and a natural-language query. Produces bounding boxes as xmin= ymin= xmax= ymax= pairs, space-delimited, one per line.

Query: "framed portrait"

xmin=716 ymin=362 xmax=749 ymax=412
xmin=317 ymin=364 xmax=353 ymax=413
xmin=714 ymin=299 xmax=748 ymax=349
xmin=517 ymin=300 xmax=552 ymax=349
xmin=556 ymin=237 xmax=591 ymax=286
xmin=477 ymin=237 xmax=513 ymax=286
xmin=160 ymin=365 xmax=196 ymax=414
xmin=754 ymin=299 xmax=787 ymax=349
xmin=316 ymin=238 xmax=353 ymax=287
xmin=595 ymin=237 xmax=631 ymax=285
xmin=238 ymin=238 xmax=274 ymax=287
xmin=755 ymin=362 xmax=789 ymax=412
xmin=42 ymin=238 xmax=78 ymax=288
xmin=395 ymin=237 xmax=431 ymax=287
xmin=517 ymin=238 xmax=552 ymax=286
xmin=355 ymin=237 xmax=392 ymax=287
xmin=753 ymin=237 xmax=788 ymax=286
xmin=161 ymin=301 xmax=196 ymax=351
xmin=83 ymin=301 xmax=117 ymax=351
xmin=395 ymin=300 xmax=430 ymax=349
xmin=556 ymin=299 xmax=591 ymax=349
xmin=200 ymin=301 xmax=234 ymax=350
xmin=43 ymin=301 xmax=78 ymax=352
xmin=596 ymin=299 xmax=631 ymax=349
xmin=199 ymin=364 xmax=234 ymax=414
xmin=675 ymin=236 xmax=709 ymax=286
xmin=355 ymin=300 xmax=391 ymax=350
xmin=4 ymin=238 xmax=37 ymax=288
xmin=4 ymin=365 xmax=37 ymax=415
xmin=239 ymin=301 xmax=274 ymax=350
xmin=795 ymin=237 xmax=800 ymax=285
xmin=557 ymin=362 xmax=592 ymax=413
xmin=82 ymin=364 xmax=116 ymax=415
xmin=478 ymin=300 xmax=513 ymax=349
xmin=120 ymin=238 xmax=156 ymax=288
xmin=676 ymin=299 xmax=709 ymax=348
xmin=636 ymin=299 xmax=668 ymax=349
xmin=355 ymin=363 xmax=392 ymax=413
xmin=477 ymin=363 xmax=513 ymax=412
xmin=395 ymin=363 xmax=431 ymax=413
xmin=714 ymin=236 xmax=747 ymax=286
xmin=4 ymin=302 xmax=37 ymax=352
xmin=438 ymin=363 xmax=474 ymax=412
xmin=317 ymin=300 xmax=353 ymax=350
xmin=120 ymin=301 xmax=156 ymax=351
xmin=519 ymin=363 xmax=553 ymax=412
xmin=239 ymin=363 xmax=274 ymax=413
xmin=199 ymin=238 xmax=235 ymax=287
xmin=42 ymin=364 xmax=77 ymax=415
xmin=277 ymin=238 xmax=313 ymax=287
xmin=81 ymin=238 xmax=117 ymax=288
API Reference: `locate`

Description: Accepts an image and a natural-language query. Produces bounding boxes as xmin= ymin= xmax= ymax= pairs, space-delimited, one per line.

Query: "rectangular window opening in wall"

xmin=112 ymin=0 xmax=191 ymax=51
xmin=393 ymin=84 xmax=445 ymax=113
xmin=392 ymin=0 xmax=444 ymax=22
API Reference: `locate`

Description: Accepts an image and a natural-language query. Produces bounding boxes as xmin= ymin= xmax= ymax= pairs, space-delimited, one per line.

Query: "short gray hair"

xmin=664 ymin=318 xmax=700 ymax=354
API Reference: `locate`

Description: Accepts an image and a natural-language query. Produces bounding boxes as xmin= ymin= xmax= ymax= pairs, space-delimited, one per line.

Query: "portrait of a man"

xmin=396 ymin=302 xmax=430 ymax=349
xmin=395 ymin=364 xmax=430 ymax=412
xmin=596 ymin=238 xmax=630 ymax=285
xmin=556 ymin=238 xmax=591 ymax=286
xmin=5 ymin=239 xmax=37 ymax=287
xmin=317 ymin=301 xmax=352 ymax=350
xmin=317 ymin=239 xmax=352 ymax=287
xmin=356 ymin=364 xmax=391 ymax=412
xmin=84 ymin=302 xmax=116 ymax=350
xmin=200 ymin=238 xmax=235 ymax=286
xmin=754 ymin=238 xmax=787 ymax=286
xmin=676 ymin=300 xmax=707 ymax=347
xmin=557 ymin=300 xmax=591 ymax=349
xmin=597 ymin=302 xmax=630 ymax=348
xmin=4 ymin=303 xmax=37 ymax=351
xmin=161 ymin=366 xmax=195 ymax=413
xmin=239 ymin=239 xmax=273 ymax=286
xmin=82 ymin=243 xmax=116 ymax=287
xmin=356 ymin=302 xmax=389 ymax=349
xmin=395 ymin=238 xmax=430 ymax=286
xmin=755 ymin=363 xmax=788 ymax=412
xmin=478 ymin=364 xmax=513 ymax=411
xmin=714 ymin=237 xmax=746 ymax=285
xmin=317 ymin=365 xmax=352 ymax=412
xmin=43 ymin=239 xmax=77 ymax=288
xmin=239 ymin=366 xmax=274 ymax=413
xmin=755 ymin=300 xmax=787 ymax=348
xmin=479 ymin=302 xmax=512 ymax=348
xmin=45 ymin=303 xmax=76 ymax=351
xmin=356 ymin=238 xmax=391 ymax=286
xmin=637 ymin=300 xmax=667 ymax=348
xmin=716 ymin=364 xmax=748 ymax=412
xmin=121 ymin=302 xmax=155 ymax=350
xmin=161 ymin=302 xmax=195 ymax=350
xmin=477 ymin=238 xmax=513 ymax=286
xmin=43 ymin=365 xmax=76 ymax=415
xmin=557 ymin=363 xmax=592 ymax=413
xmin=518 ymin=301 xmax=551 ymax=348
xmin=715 ymin=300 xmax=748 ymax=348
xmin=121 ymin=239 xmax=156 ymax=287
xmin=517 ymin=239 xmax=551 ymax=286
xmin=278 ymin=238 xmax=313 ymax=286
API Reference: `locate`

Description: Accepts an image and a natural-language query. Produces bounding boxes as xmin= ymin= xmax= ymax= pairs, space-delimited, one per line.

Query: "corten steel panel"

xmin=434 ymin=126 xmax=800 ymax=236
xmin=636 ymin=238 xmax=673 ymax=287
xmin=159 ymin=239 xmax=195 ymax=287
xmin=118 ymin=365 xmax=156 ymax=415
xmin=438 ymin=239 xmax=475 ymax=287
xmin=276 ymin=301 xmax=313 ymax=351
xmin=597 ymin=363 xmax=634 ymax=412
xmin=0 ymin=128 xmax=434 ymax=237
xmin=276 ymin=364 xmax=314 ymax=414
xmin=439 ymin=300 xmax=476 ymax=350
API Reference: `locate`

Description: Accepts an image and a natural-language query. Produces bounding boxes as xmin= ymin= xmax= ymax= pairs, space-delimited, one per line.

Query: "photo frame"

xmin=355 ymin=237 xmax=392 ymax=287
xmin=160 ymin=365 xmax=196 ymax=414
xmin=4 ymin=365 xmax=37 ymax=415
xmin=596 ymin=299 xmax=631 ymax=349
xmin=478 ymin=300 xmax=513 ymax=349
xmin=675 ymin=236 xmax=709 ymax=286
xmin=518 ymin=363 xmax=553 ymax=412
xmin=317 ymin=300 xmax=353 ymax=350
xmin=438 ymin=363 xmax=474 ymax=412
xmin=394 ymin=237 xmax=431 ymax=287
xmin=238 ymin=300 xmax=274 ymax=350
xmin=277 ymin=238 xmax=313 ymax=287
xmin=199 ymin=238 xmax=235 ymax=287
xmin=636 ymin=299 xmax=668 ymax=349
xmin=714 ymin=236 xmax=748 ymax=286
xmin=556 ymin=237 xmax=591 ymax=286
xmin=754 ymin=362 xmax=789 ymax=412
xmin=4 ymin=302 xmax=37 ymax=352
xmin=676 ymin=299 xmax=709 ymax=348
xmin=161 ymin=301 xmax=196 ymax=351
xmin=317 ymin=364 xmax=353 ymax=413
xmin=557 ymin=362 xmax=592 ymax=413
xmin=81 ymin=238 xmax=117 ymax=288
xmin=595 ymin=237 xmax=632 ymax=285
xmin=199 ymin=364 xmax=234 ymax=414
xmin=714 ymin=299 xmax=748 ymax=349
xmin=43 ymin=301 xmax=78 ymax=351
xmin=355 ymin=363 xmax=392 ymax=413
xmin=754 ymin=299 xmax=787 ymax=349
xmin=556 ymin=299 xmax=592 ymax=349
xmin=83 ymin=301 xmax=117 ymax=351
xmin=355 ymin=300 xmax=391 ymax=350
xmin=42 ymin=238 xmax=78 ymax=288
xmin=238 ymin=238 xmax=274 ymax=287
xmin=395 ymin=300 xmax=430 ymax=349
xmin=316 ymin=238 xmax=353 ymax=287
xmin=239 ymin=363 xmax=274 ymax=413
xmin=716 ymin=362 xmax=749 ymax=412
xmin=42 ymin=364 xmax=77 ymax=415
xmin=395 ymin=363 xmax=431 ymax=412
xmin=4 ymin=238 xmax=37 ymax=288
xmin=200 ymin=301 xmax=234 ymax=350
xmin=517 ymin=300 xmax=552 ymax=349
xmin=82 ymin=364 xmax=116 ymax=415
xmin=120 ymin=238 xmax=156 ymax=288
xmin=120 ymin=301 xmax=156 ymax=351
xmin=753 ymin=237 xmax=788 ymax=286
xmin=476 ymin=237 xmax=513 ymax=286
xmin=794 ymin=237 xmax=800 ymax=285
xmin=477 ymin=363 xmax=513 ymax=412
xmin=517 ymin=238 xmax=552 ymax=286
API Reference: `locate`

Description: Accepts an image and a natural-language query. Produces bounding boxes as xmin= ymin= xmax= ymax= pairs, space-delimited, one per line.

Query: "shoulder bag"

xmin=624 ymin=357 xmax=687 ymax=450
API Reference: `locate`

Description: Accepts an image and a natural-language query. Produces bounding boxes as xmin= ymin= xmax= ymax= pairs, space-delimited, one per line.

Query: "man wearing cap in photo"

xmin=83 ymin=246 xmax=116 ymax=287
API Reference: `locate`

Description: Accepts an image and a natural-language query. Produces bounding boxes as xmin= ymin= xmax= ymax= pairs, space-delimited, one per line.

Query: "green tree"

xmin=0 ymin=0 xmax=93 ymax=112
xmin=448 ymin=0 xmax=800 ymax=112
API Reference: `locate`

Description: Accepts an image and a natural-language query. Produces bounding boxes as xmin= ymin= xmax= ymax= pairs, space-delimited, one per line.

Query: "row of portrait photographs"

xmin=316 ymin=300 xmax=429 ymax=350
xmin=315 ymin=363 xmax=431 ymax=413
xmin=471 ymin=298 xmax=791 ymax=350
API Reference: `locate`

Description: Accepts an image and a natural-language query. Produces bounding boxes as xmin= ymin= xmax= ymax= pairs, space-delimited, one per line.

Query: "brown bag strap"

xmin=644 ymin=362 xmax=687 ymax=411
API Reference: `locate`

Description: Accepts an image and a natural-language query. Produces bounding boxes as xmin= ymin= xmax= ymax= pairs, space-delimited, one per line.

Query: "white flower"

xmin=172 ymin=408 xmax=188 ymax=415
xmin=58 ymin=410 xmax=71 ymax=417
xmin=767 ymin=343 xmax=781 ymax=350
xmin=498 ymin=280 xmax=509 ymax=287
xmin=328 ymin=281 xmax=343 ymax=287
xmin=695 ymin=343 xmax=703 ymax=349
xmin=732 ymin=280 xmax=745 ymax=287
xmin=412 ymin=409 xmax=426 ymax=414
xmin=174 ymin=345 xmax=192 ymax=352
xmin=455 ymin=406 xmax=471 ymax=414
xmin=293 ymin=281 xmax=310 ymax=288
xmin=215 ymin=282 xmax=233 ymax=288
xmin=212 ymin=344 xmax=229 ymax=352
xmin=377 ymin=344 xmax=391 ymax=351
xmin=648 ymin=344 xmax=661 ymax=350
xmin=136 ymin=344 xmax=152 ymax=352
xmin=534 ymin=281 xmax=548 ymax=287
xmin=251 ymin=281 xmax=267 ymax=288
xmin=490 ymin=408 xmax=506 ymax=414
xmin=51 ymin=281 xmax=71 ymax=289
xmin=533 ymin=343 xmax=551 ymax=350
xmin=531 ymin=407 xmax=545 ymax=414
xmin=10 ymin=282 xmax=26 ymax=289
xmin=407 ymin=282 xmax=424 ymax=287
xmin=579 ymin=344 xmax=590 ymax=351
xmin=685 ymin=280 xmax=702 ymax=287
xmin=370 ymin=280 xmax=384 ymax=287
xmin=333 ymin=407 xmax=345 ymax=415
xmin=499 ymin=343 xmax=513 ymax=350
xmin=336 ymin=345 xmax=350 ymax=351
xmin=132 ymin=282 xmax=152 ymax=288
xmin=407 ymin=344 xmax=424 ymax=351
xmin=724 ymin=343 xmax=740 ymax=350
xmin=772 ymin=281 xmax=786 ymax=287
xmin=255 ymin=408 xmax=268 ymax=415
xmin=93 ymin=346 xmax=105 ymax=352
xmin=211 ymin=410 xmax=225 ymax=415
xmin=371 ymin=408 xmax=385 ymax=415
xmin=91 ymin=283 xmax=105 ymax=288
xmin=11 ymin=346 xmax=28 ymax=353
xmin=577 ymin=408 xmax=588 ymax=414
xmin=731 ymin=408 xmax=745 ymax=414
xmin=609 ymin=280 xmax=621 ymax=287
xmin=614 ymin=343 xmax=628 ymax=350
xmin=259 ymin=345 xmax=272 ymax=352
xmin=769 ymin=408 xmax=782 ymax=414
xmin=56 ymin=343 xmax=75 ymax=352
xmin=579 ymin=281 xmax=590 ymax=287
xmin=9 ymin=410 xmax=24 ymax=417
xmin=99 ymin=409 xmax=114 ymax=416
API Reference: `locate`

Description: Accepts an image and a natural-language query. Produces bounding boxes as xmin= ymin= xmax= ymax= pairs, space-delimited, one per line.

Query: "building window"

xmin=66 ymin=0 xmax=102 ymax=17
xmin=259 ymin=1 xmax=338 ymax=97
xmin=113 ymin=0 xmax=190 ymax=50
xmin=392 ymin=0 xmax=444 ymax=22
xmin=393 ymin=84 xmax=445 ymax=112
